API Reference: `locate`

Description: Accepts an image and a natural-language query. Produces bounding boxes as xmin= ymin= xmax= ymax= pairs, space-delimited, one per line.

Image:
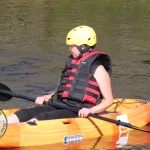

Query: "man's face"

xmin=68 ymin=45 xmax=80 ymax=58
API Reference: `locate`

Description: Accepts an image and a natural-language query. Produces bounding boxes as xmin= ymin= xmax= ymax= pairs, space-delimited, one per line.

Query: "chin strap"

xmin=77 ymin=45 xmax=91 ymax=59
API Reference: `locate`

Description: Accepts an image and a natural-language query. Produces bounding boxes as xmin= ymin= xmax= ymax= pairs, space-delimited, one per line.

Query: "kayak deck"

xmin=1 ymin=98 xmax=150 ymax=148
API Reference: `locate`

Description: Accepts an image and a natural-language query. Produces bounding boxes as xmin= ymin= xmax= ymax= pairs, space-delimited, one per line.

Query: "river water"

xmin=0 ymin=0 xmax=150 ymax=149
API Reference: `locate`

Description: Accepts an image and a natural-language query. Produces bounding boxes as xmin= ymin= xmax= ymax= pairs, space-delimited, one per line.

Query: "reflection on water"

xmin=0 ymin=0 xmax=150 ymax=149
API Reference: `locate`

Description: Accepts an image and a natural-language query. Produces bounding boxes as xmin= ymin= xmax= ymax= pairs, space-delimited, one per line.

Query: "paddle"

xmin=0 ymin=83 xmax=150 ymax=133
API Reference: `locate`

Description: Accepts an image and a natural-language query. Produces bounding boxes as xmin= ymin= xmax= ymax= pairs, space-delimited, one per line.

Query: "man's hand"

xmin=78 ymin=108 xmax=92 ymax=117
xmin=35 ymin=93 xmax=54 ymax=106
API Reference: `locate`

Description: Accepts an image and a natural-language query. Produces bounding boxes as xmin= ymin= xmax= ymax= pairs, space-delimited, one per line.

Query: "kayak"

xmin=0 ymin=98 xmax=150 ymax=148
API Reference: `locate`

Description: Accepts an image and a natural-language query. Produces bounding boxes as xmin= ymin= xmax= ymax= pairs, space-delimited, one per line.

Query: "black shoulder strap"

xmin=99 ymin=54 xmax=112 ymax=76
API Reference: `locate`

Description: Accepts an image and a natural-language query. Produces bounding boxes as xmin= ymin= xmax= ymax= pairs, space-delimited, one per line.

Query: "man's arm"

xmin=78 ymin=65 xmax=113 ymax=117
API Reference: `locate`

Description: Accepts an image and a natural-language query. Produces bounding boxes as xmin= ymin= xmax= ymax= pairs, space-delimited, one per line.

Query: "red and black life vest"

xmin=55 ymin=50 xmax=111 ymax=105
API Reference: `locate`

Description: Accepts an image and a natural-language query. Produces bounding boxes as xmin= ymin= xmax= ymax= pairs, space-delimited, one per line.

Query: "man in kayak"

xmin=7 ymin=25 xmax=114 ymax=123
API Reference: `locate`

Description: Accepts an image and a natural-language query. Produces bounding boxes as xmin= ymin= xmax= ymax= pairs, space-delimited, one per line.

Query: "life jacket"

xmin=55 ymin=50 xmax=111 ymax=105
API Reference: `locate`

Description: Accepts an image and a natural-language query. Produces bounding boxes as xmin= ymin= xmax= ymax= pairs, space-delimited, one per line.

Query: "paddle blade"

xmin=0 ymin=83 xmax=13 ymax=101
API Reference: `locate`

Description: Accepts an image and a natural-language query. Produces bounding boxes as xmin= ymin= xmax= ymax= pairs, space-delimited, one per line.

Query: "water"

xmin=0 ymin=0 xmax=150 ymax=149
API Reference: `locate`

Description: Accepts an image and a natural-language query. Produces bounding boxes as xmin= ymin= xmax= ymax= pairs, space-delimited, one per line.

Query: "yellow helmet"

xmin=66 ymin=25 xmax=97 ymax=46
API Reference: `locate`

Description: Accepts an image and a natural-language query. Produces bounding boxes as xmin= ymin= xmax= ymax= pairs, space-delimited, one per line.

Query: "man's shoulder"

xmin=90 ymin=59 xmax=102 ymax=75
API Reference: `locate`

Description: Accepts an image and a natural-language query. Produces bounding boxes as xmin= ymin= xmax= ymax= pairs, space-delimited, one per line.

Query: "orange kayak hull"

xmin=0 ymin=98 xmax=150 ymax=148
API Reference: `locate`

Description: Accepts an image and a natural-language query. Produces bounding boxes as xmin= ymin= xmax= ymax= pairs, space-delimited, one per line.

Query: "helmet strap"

xmin=77 ymin=45 xmax=90 ymax=59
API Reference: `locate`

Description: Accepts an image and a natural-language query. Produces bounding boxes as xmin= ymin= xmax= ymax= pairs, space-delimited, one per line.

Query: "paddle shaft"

xmin=0 ymin=85 xmax=150 ymax=132
xmin=0 ymin=89 xmax=35 ymax=101
xmin=0 ymin=89 xmax=122 ymax=123
xmin=0 ymin=89 xmax=123 ymax=124
xmin=0 ymin=89 xmax=141 ymax=127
